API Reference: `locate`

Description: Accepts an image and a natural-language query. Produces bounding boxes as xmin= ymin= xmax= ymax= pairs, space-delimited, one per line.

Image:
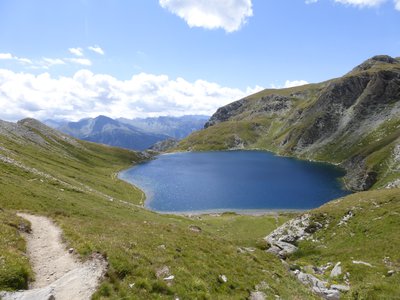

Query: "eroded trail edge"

xmin=1 ymin=213 xmax=107 ymax=300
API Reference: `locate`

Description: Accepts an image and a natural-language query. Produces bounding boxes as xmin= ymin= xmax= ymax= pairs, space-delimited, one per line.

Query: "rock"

xmin=68 ymin=248 xmax=74 ymax=254
xmin=294 ymin=271 xmax=341 ymax=300
xmin=156 ymin=266 xmax=170 ymax=279
xmin=129 ymin=283 xmax=135 ymax=288
xmin=164 ymin=275 xmax=175 ymax=281
xmin=338 ymin=211 xmax=354 ymax=226
xmin=189 ymin=225 xmax=202 ymax=233
xmin=330 ymin=262 xmax=342 ymax=278
xmin=265 ymin=214 xmax=321 ymax=259
xmin=266 ymin=246 xmax=281 ymax=256
xmin=331 ymin=284 xmax=350 ymax=292
xmin=249 ymin=291 xmax=266 ymax=300
xmin=218 ymin=275 xmax=228 ymax=283
xmin=352 ymin=260 xmax=373 ymax=267
xmin=387 ymin=270 xmax=395 ymax=276
xmin=275 ymin=241 xmax=298 ymax=258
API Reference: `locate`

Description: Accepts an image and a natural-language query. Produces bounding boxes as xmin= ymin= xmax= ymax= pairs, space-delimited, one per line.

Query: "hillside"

xmin=0 ymin=118 xmax=316 ymax=299
xmin=178 ymin=55 xmax=400 ymax=191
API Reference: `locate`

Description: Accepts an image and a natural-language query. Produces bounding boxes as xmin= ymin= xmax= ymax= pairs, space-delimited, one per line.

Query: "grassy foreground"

xmin=0 ymin=120 xmax=316 ymax=299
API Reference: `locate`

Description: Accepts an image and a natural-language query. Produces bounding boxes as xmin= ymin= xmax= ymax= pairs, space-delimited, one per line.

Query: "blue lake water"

xmin=119 ymin=151 xmax=350 ymax=213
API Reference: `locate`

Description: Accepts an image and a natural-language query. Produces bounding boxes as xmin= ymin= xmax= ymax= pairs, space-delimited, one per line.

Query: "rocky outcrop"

xmin=149 ymin=138 xmax=179 ymax=152
xmin=265 ymin=215 xmax=352 ymax=299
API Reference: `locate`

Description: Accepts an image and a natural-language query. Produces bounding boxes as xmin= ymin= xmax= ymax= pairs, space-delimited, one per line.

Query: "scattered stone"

xmin=294 ymin=271 xmax=340 ymax=300
xmin=352 ymin=260 xmax=373 ymax=267
xmin=218 ymin=275 xmax=228 ymax=283
xmin=249 ymin=291 xmax=266 ymax=300
xmin=156 ymin=266 xmax=170 ymax=279
xmin=164 ymin=275 xmax=175 ymax=281
xmin=387 ymin=270 xmax=395 ymax=276
xmin=331 ymin=284 xmax=350 ymax=292
xmin=157 ymin=244 xmax=166 ymax=250
xmin=338 ymin=211 xmax=354 ymax=226
xmin=189 ymin=225 xmax=202 ymax=233
xmin=330 ymin=262 xmax=342 ymax=278
xmin=68 ymin=248 xmax=74 ymax=254
xmin=129 ymin=283 xmax=135 ymax=288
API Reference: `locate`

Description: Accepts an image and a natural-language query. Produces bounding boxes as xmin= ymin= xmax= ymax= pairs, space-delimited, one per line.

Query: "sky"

xmin=0 ymin=0 xmax=399 ymax=121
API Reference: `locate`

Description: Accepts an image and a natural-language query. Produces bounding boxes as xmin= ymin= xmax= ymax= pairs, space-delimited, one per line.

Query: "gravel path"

xmin=1 ymin=213 xmax=107 ymax=300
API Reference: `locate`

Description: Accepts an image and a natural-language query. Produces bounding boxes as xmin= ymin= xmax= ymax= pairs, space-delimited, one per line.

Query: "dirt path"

xmin=1 ymin=213 xmax=107 ymax=300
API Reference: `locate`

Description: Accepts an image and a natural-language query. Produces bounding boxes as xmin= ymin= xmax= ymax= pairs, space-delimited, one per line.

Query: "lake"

xmin=119 ymin=151 xmax=350 ymax=213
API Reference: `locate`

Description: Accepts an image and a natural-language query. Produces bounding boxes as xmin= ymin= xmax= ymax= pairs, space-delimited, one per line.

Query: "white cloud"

xmin=68 ymin=47 xmax=84 ymax=57
xmin=66 ymin=58 xmax=92 ymax=66
xmin=88 ymin=46 xmax=105 ymax=55
xmin=284 ymin=80 xmax=309 ymax=88
xmin=159 ymin=0 xmax=253 ymax=33
xmin=334 ymin=0 xmax=386 ymax=7
xmin=0 ymin=53 xmax=13 ymax=60
xmin=0 ymin=69 xmax=262 ymax=121
xmin=270 ymin=80 xmax=309 ymax=89
xmin=41 ymin=58 xmax=65 ymax=67
xmin=305 ymin=0 xmax=400 ymax=9
xmin=0 ymin=53 xmax=32 ymax=64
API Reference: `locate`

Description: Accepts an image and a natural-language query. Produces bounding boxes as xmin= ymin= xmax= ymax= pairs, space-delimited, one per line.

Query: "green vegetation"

xmin=290 ymin=188 xmax=400 ymax=299
xmin=0 ymin=121 xmax=316 ymax=299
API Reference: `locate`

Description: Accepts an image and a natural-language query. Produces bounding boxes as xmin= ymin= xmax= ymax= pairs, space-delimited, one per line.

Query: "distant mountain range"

xmin=44 ymin=115 xmax=208 ymax=151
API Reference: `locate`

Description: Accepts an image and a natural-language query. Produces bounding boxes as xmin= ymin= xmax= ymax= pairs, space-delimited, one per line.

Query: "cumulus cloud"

xmin=159 ymin=0 xmax=253 ymax=32
xmin=270 ymin=80 xmax=309 ymax=89
xmin=0 ymin=69 xmax=263 ymax=121
xmin=394 ymin=0 xmax=400 ymax=9
xmin=68 ymin=47 xmax=84 ymax=56
xmin=66 ymin=58 xmax=92 ymax=66
xmin=88 ymin=46 xmax=105 ymax=55
xmin=283 ymin=80 xmax=309 ymax=88
xmin=0 ymin=53 xmax=13 ymax=60
xmin=0 ymin=53 xmax=32 ymax=64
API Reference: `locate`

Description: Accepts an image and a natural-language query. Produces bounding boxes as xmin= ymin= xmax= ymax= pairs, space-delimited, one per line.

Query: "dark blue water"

xmin=119 ymin=151 xmax=350 ymax=213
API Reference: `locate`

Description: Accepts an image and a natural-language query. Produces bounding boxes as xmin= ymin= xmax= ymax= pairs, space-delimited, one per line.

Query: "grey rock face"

xmin=330 ymin=262 xmax=342 ymax=278
xmin=249 ymin=291 xmax=266 ymax=300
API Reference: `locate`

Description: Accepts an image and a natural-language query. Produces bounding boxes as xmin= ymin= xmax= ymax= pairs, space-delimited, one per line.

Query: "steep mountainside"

xmin=0 ymin=118 xmax=316 ymax=299
xmin=56 ymin=115 xmax=169 ymax=150
xmin=118 ymin=115 xmax=209 ymax=139
xmin=179 ymin=55 xmax=400 ymax=191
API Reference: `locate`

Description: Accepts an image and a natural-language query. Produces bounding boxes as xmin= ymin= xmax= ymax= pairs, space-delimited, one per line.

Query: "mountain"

xmin=179 ymin=55 xmax=400 ymax=191
xmin=45 ymin=115 xmax=208 ymax=151
xmin=0 ymin=118 xmax=316 ymax=298
xmin=117 ymin=115 xmax=209 ymax=139
xmin=54 ymin=115 xmax=169 ymax=151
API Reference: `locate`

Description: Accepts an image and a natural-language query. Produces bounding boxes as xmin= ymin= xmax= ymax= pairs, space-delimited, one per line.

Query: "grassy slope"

xmin=0 ymin=125 xmax=316 ymax=299
xmin=291 ymin=188 xmax=400 ymax=299
xmin=176 ymin=59 xmax=400 ymax=298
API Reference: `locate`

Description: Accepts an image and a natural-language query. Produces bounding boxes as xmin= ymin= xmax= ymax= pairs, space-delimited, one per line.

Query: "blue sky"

xmin=0 ymin=0 xmax=399 ymax=121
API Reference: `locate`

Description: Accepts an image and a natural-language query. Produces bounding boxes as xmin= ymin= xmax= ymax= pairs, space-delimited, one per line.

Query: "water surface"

xmin=119 ymin=151 xmax=350 ymax=213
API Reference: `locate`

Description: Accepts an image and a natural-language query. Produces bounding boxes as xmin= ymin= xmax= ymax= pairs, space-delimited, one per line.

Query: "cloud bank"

xmin=307 ymin=0 xmax=400 ymax=10
xmin=0 ymin=69 xmax=263 ymax=122
xmin=159 ymin=0 xmax=253 ymax=32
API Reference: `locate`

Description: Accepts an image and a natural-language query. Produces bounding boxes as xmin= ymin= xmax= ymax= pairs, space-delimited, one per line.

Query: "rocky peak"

xmin=350 ymin=55 xmax=399 ymax=74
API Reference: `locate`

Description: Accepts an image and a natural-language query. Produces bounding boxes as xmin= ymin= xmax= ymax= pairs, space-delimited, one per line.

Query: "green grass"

xmin=288 ymin=188 xmax=400 ymax=299
xmin=0 ymin=123 xmax=316 ymax=299
xmin=0 ymin=210 xmax=31 ymax=291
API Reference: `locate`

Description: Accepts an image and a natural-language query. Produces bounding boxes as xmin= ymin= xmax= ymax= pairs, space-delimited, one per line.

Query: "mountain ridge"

xmin=179 ymin=55 xmax=400 ymax=191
